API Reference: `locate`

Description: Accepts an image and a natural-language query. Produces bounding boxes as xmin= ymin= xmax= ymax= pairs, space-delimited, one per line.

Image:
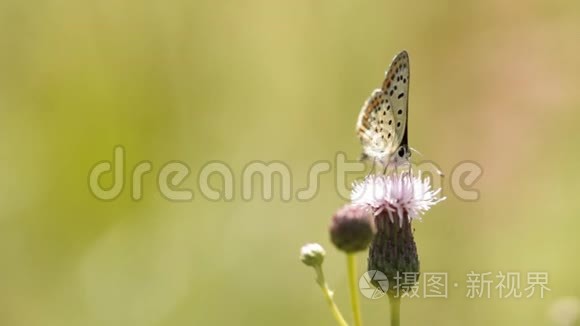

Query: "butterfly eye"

xmin=398 ymin=147 xmax=406 ymax=157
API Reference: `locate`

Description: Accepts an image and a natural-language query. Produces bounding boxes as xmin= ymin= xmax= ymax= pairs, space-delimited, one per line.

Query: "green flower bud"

xmin=300 ymin=243 xmax=326 ymax=267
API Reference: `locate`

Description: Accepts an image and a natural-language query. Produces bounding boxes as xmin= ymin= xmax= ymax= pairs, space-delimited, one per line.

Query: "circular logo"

xmin=359 ymin=270 xmax=389 ymax=299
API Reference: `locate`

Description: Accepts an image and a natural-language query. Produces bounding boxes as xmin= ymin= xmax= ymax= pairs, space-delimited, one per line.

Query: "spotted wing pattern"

xmin=356 ymin=89 xmax=398 ymax=163
xmin=356 ymin=51 xmax=410 ymax=165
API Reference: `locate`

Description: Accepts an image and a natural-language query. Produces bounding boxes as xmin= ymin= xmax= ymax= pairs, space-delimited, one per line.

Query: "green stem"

xmin=387 ymin=292 xmax=400 ymax=326
xmin=346 ymin=254 xmax=363 ymax=326
xmin=314 ymin=266 xmax=349 ymax=326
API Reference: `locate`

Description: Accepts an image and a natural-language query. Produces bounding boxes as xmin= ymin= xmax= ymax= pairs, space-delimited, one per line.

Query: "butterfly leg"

xmin=383 ymin=160 xmax=393 ymax=175
xmin=366 ymin=159 xmax=376 ymax=178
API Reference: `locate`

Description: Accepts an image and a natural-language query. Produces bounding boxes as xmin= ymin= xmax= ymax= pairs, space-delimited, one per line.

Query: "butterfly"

xmin=356 ymin=50 xmax=411 ymax=170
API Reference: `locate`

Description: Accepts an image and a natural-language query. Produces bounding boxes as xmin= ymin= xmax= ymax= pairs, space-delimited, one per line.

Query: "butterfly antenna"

xmin=409 ymin=147 xmax=445 ymax=177
xmin=410 ymin=147 xmax=423 ymax=157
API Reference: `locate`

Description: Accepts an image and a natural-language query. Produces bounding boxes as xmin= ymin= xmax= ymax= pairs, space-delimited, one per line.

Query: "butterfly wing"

xmin=356 ymin=89 xmax=398 ymax=163
xmin=381 ymin=51 xmax=410 ymax=160
xmin=356 ymin=51 xmax=410 ymax=164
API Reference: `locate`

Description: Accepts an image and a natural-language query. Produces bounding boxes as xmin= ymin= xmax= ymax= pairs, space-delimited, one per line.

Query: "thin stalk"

xmin=314 ymin=265 xmax=349 ymax=326
xmin=346 ymin=254 xmax=363 ymax=326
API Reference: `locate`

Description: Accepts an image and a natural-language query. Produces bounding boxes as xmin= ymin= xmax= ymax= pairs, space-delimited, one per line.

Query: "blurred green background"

xmin=0 ymin=0 xmax=579 ymax=325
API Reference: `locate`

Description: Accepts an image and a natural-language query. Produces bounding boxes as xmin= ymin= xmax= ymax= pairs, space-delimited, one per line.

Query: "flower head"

xmin=300 ymin=243 xmax=326 ymax=267
xmin=329 ymin=204 xmax=376 ymax=253
xmin=350 ymin=170 xmax=445 ymax=294
xmin=350 ymin=171 xmax=445 ymax=225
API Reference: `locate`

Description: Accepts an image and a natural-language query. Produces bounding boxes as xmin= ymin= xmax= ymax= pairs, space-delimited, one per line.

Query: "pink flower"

xmin=350 ymin=171 xmax=445 ymax=226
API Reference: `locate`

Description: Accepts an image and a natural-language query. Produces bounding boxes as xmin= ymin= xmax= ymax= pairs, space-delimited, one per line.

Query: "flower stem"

xmin=346 ymin=254 xmax=363 ymax=326
xmin=387 ymin=292 xmax=401 ymax=326
xmin=314 ymin=265 xmax=349 ymax=326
